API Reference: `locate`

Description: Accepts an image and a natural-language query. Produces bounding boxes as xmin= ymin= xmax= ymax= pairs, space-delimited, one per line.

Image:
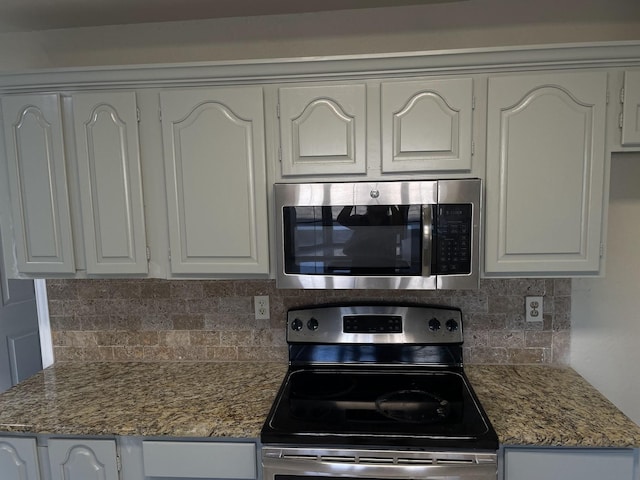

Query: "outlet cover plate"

xmin=254 ymin=295 xmax=270 ymax=320
xmin=525 ymin=296 xmax=543 ymax=322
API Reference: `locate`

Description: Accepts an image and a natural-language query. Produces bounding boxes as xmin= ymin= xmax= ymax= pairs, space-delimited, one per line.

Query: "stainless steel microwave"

xmin=275 ymin=179 xmax=481 ymax=290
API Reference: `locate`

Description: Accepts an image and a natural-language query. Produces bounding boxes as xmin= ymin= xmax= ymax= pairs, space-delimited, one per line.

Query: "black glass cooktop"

xmin=262 ymin=367 xmax=498 ymax=450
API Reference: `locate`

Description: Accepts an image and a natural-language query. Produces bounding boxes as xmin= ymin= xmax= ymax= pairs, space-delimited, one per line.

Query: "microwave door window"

xmin=283 ymin=205 xmax=422 ymax=276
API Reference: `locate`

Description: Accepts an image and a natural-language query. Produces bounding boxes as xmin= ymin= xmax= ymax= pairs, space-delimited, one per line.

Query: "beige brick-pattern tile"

xmin=48 ymin=278 xmax=571 ymax=365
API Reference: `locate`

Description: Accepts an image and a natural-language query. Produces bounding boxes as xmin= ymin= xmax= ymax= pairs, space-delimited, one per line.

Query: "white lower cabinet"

xmin=142 ymin=440 xmax=257 ymax=479
xmin=47 ymin=438 xmax=119 ymax=480
xmin=0 ymin=436 xmax=41 ymax=480
xmin=503 ymin=447 xmax=637 ymax=480
xmin=0 ymin=436 xmax=259 ymax=480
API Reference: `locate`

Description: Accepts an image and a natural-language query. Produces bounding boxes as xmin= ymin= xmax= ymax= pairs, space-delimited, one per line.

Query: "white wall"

xmin=572 ymin=153 xmax=640 ymax=425
xmin=0 ymin=0 xmax=639 ymax=69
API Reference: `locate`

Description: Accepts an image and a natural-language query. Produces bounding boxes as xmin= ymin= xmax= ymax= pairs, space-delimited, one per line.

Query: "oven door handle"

xmin=263 ymin=452 xmax=497 ymax=479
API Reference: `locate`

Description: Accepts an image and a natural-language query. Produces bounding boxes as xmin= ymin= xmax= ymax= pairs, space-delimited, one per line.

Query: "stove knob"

xmin=307 ymin=318 xmax=319 ymax=331
xmin=446 ymin=319 xmax=459 ymax=332
xmin=291 ymin=318 xmax=303 ymax=331
xmin=428 ymin=318 xmax=441 ymax=331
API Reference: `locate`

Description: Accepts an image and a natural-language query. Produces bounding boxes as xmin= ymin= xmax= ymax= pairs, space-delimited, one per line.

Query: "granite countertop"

xmin=466 ymin=365 xmax=640 ymax=448
xmin=1 ymin=362 xmax=639 ymax=447
xmin=0 ymin=362 xmax=287 ymax=437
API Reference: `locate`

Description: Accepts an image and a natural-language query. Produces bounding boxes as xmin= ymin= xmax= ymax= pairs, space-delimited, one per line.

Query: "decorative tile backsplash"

xmin=47 ymin=278 xmax=571 ymax=365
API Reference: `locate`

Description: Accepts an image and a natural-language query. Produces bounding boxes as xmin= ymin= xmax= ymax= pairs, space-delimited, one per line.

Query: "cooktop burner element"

xmin=261 ymin=304 xmax=498 ymax=451
xmin=375 ymin=388 xmax=450 ymax=423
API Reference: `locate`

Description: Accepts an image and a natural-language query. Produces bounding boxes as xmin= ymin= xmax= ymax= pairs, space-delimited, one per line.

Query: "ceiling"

xmin=0 ymin=0 xmax=464 ymax=33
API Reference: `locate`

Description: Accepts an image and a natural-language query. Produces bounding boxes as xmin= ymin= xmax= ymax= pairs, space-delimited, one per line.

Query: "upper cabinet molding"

xmin=1 ymin=42 xmax=640 ymax=92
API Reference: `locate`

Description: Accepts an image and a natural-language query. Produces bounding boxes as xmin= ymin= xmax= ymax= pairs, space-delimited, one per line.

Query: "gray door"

xmin=0 ymin=260 xmax=42 ymax=392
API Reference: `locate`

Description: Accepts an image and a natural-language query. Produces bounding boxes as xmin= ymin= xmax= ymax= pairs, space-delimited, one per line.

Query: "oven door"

xmin=263 ymin=447 xmax=497 ymax=480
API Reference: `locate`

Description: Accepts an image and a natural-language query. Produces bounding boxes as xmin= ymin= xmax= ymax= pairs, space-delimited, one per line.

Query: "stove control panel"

xmin=287 ymin=304 xmax=463 ymax=344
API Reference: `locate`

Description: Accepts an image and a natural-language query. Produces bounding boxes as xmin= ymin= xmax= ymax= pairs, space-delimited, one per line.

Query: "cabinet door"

xmin=485 ymin=71 xmax=607 ymax=275
xmin=72 ymin=91 xmax=148 ymax=275
xmin=621 ymin=70 xmax=640 ymax=146
xmin=160 ymin=87 xmax=269 ymax=275
xmin=0 ymin=437 xmax=41 ymax=480
xmin=504 ymin=447 xmax=636 ymax=480
xmin=1 ymin=94 xmax=75 ymax=274
xmin=279 ymin=83 xmax=367 ymax=176
xmin=48 ymin=438 xmax=118 ymax=480
xmin=142 ymin=441 xmax=256 ymax=478
xmin=381 ymin=77 xmax=473 ymax=172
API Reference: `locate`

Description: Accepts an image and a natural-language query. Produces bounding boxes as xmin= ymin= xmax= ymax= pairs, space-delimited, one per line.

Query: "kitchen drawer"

xmin=142 ymin=440 xmax=257 ymax=479
xmin=503 ymin=447 xmax=636 ymax=480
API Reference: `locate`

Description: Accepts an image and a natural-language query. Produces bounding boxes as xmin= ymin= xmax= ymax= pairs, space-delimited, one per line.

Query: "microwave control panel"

xmin=433 ymin=204 xmax=473 ymax=275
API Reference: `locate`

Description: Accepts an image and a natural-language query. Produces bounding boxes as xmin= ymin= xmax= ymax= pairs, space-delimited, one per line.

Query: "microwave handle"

xmin=422 ymin=205 xmax=434 ymax=277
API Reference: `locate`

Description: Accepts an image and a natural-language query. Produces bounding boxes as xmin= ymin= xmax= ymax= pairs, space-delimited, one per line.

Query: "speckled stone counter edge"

xmin=0 ymin=362 xmax=639 ymax=448
xmin=466 ymin=365 xmax=640 ymax=448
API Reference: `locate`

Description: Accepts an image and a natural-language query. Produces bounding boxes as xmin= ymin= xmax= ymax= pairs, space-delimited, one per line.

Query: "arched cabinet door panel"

xmin=485 ymin=71 xmax=608 ymax=275
xmin=48 ymin=439 xmax=118 ymax=480
xmin=160 ymin=87 xmax=269 ymax=275
xmin=1 ymin=94 xmax=75 ymax=274
xmin=279 ymin=83 xmax=367 ymax=176
xmin=72 ymin=91 xmax=148 ymax=275
xmin=0 ymin=437 xmax=40 ymax=480
xmin=381 ymin=77 xmax=473 ymax=172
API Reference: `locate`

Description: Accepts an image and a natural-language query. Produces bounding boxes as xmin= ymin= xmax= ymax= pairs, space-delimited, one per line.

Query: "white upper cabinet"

xmin=1 ymin=44 xmax=637 ymax=279
xmin=278 ymin=83 xmax=367 ymax=176
xmin=0 ymin=92 xmax=148 ymax=277
xmin=1 ymin=94 xmax=75 ymax=274
xmin=381 ymin=77 xmax=473 ymax=172
xmin=485 ymin=71 xmax=608 ymax=275
xmin=277 ymin=78 xmax=474 ymax=178
xmin=72 ymin=91 xmax=148 ymax=275
xmin=160 ymin=87 xmax=269 ymax=275
xmin=621 ymin=70 xmax=640 ymax=147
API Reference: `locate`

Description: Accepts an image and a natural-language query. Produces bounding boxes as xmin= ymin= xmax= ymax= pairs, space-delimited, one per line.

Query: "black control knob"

xmin=307 ymin=318 xmax=319 ymax=331
xmin=446 ymin=319 xmax=459 ymax=332
xmin=291 ymin=318 xmax=303 ymax=331
xmin=428 ymin=318 xmax=441 ymax=331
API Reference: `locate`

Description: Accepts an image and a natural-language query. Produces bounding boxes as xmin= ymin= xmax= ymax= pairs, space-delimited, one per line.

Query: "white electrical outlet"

xmin=525 ymin=296 xmax=543 ymax=322
xmin=254 ymin=295 xmax=270 ymax=320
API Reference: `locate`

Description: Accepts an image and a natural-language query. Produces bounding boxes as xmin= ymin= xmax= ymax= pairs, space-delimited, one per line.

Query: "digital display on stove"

xmin=343 ymin=315 xmax=402 ymax=333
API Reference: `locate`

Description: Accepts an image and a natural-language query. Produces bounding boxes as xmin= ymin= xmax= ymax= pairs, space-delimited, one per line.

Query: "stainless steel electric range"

xmin=261 ymin=304 xmax=499 ymax=480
